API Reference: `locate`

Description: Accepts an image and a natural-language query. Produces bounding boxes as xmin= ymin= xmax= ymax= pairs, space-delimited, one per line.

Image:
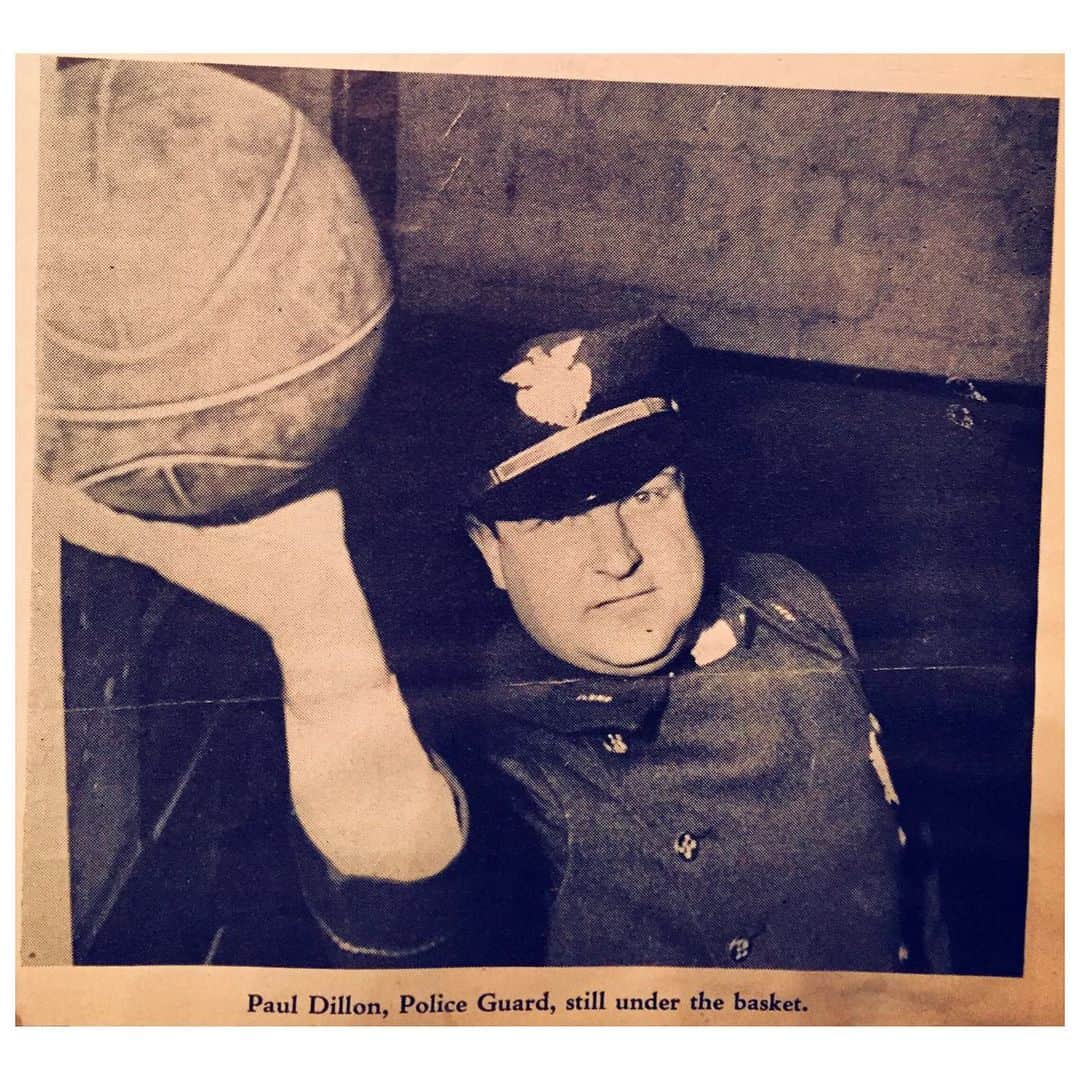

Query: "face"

xmin=470 ymin=467 xmax=705 ymax=676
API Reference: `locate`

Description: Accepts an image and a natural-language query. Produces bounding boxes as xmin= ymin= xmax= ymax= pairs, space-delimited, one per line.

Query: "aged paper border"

xmin=14 ymin=52 xmax=1064 ymax=1026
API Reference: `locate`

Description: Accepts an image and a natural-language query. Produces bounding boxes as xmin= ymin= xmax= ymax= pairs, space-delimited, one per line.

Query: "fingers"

xmin=36 ymin=479 xmax=353 ymax=602
xmin=35 ymin=477 xmax=199 ymax=565
xmin=38 ymin=479 xmax=380 ymax=659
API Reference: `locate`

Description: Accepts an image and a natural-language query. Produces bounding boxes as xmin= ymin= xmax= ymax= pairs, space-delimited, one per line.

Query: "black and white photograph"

xmin=18 ymin=53 xmax=1062 ymax=1022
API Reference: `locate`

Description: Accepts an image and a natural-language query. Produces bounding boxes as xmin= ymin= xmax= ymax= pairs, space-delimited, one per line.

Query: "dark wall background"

xmin=57 ymin=64 xmax=1054 ymax=976
xmin=394 ymin=75 xmax=1056 ymax=385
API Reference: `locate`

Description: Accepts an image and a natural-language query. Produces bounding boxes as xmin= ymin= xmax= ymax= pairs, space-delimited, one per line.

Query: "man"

xmin=48 ymin=317 xmax=935 ymax=971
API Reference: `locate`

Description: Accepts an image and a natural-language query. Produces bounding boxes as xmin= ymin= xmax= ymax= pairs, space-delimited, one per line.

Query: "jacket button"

xmin=603 ymin=732 xmax=629 ymax=754
xmin=673 ymin=833 xmax=699 ymax=861
xmin=728 ymin=937 xmax=752 ymax=962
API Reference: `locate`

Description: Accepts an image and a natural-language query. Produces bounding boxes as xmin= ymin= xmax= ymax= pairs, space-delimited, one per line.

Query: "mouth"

xmin=591 ymin=587 xmax=657 ymax=610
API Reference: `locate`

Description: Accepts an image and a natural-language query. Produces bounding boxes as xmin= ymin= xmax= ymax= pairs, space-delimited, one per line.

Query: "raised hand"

xmin=39 ymin=477 xmax=462 ymax=880
xmin=37 ymin=480 xmax=384 ymax=667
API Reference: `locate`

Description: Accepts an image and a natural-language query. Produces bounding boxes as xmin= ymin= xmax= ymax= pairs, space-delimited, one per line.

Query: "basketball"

xmin=37 ymin=60 xmax=392 ymax=520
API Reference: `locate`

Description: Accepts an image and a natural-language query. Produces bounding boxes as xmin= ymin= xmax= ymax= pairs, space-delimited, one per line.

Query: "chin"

xmin=579 ymin=628 xmax=688 ymax=676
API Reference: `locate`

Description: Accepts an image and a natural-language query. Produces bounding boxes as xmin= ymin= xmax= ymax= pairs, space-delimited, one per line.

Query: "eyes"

xmin=626 ymin=484 xmax=670 ymax=506
xmin=506 ymin=469 xmax=684 ymax=534
xmin=618 ymin=469 xmax=684 ymax=517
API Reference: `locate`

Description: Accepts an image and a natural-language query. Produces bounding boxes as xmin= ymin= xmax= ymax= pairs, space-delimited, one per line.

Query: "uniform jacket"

xmin=292 ymin=552 xmax=943 ymax=971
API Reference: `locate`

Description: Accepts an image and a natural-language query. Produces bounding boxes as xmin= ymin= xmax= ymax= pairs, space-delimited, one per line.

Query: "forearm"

xmin=275 ymin=615 xmax=465 ymax=883
xmin=44 ymin=484 xmax=463 ymax=882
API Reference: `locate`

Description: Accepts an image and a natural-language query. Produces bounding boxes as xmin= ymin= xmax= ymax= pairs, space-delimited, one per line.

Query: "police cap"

xmin=465 ymin=316 xmax=692 ymax=523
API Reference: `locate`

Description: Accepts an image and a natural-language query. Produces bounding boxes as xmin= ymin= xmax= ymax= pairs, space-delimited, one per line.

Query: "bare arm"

xmin=41 ymin=482 xmax=464 ymax=882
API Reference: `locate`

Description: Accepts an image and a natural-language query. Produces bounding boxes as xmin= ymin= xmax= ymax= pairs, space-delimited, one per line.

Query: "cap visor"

xmin=471 ymin=410 xmax=684 ymax=522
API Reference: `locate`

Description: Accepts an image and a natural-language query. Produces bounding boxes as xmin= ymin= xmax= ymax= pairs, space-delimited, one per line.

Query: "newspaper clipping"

xmin=15 ymin=53 xmax=1064 ymax=1026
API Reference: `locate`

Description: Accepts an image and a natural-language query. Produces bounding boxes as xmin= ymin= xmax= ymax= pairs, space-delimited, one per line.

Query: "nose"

xmin=583 ymin=503 xmax=643 ymax=579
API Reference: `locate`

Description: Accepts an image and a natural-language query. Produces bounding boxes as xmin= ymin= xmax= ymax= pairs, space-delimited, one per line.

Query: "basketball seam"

xmin=42 ymin=98 xmax=305 ymax=364
xmin=40 ymin=294 xmax=393 ymax=423
xmin=92 ymin=61 xmax=121 ymax=209
xmin=161 ymin=465 xmax=194 ymax=509
xmin=74 ymin=453 xmax=313 ymax=489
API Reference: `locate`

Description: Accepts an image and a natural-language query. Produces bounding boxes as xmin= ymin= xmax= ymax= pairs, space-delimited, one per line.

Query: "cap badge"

xmin=500 ymin=335 xmax=592 ymax=428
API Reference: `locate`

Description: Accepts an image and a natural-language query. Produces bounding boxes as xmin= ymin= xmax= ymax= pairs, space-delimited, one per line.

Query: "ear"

xmin=466 ymin=517 xmax=506 ymax=591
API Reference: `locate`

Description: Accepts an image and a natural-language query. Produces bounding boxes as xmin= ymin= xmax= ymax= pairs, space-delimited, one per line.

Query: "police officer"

xmin=47 ymin=316 xmax=938 ymax=971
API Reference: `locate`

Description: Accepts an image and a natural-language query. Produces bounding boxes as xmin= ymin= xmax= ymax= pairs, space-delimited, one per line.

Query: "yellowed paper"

xmin=16 ymin=52 xmax=1064 ymax=1026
